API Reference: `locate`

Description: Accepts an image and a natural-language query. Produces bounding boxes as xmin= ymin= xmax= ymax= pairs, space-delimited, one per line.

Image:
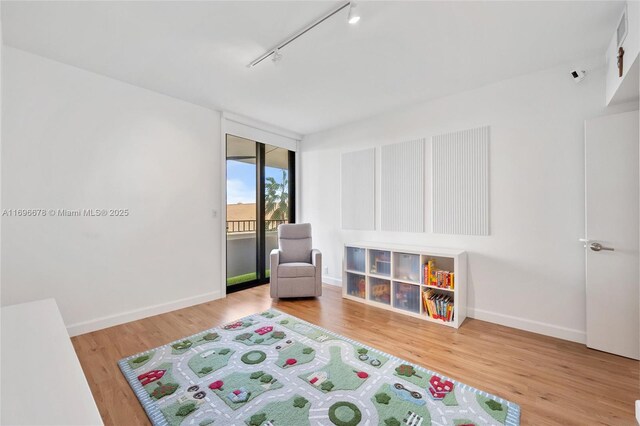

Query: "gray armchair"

xmin=270 ymin=223 xmax=322 ymax=298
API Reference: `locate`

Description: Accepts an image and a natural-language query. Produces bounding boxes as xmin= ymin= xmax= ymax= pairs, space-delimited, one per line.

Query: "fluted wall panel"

xmin=432 ymin=126 xmax=489 ymax=235
xmin=341 ymin=148 xmax=375 ymax=230
xmin=381 ymin=139 xmax=425 ymax=232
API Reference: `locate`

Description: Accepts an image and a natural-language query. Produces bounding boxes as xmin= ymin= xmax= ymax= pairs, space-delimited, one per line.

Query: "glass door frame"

xmin=225 ymin=134 xmax=296 ymax=294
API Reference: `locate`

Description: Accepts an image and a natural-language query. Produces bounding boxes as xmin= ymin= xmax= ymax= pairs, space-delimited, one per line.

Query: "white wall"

xmin=0 ymin=2 xmax=3 ymax=299
xmin=1 ymin=47 xmax=223 ymax=335
xmin=300 ymin=57 xmax=638 ymax=343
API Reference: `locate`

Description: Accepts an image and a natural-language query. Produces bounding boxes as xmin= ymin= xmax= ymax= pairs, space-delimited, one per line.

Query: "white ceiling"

xmin=2 ymin=1 xmax=624 ymax=135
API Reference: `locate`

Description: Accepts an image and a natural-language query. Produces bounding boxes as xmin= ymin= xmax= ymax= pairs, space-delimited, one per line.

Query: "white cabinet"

xmin=1 ymin=299 xmax=103 ymax=425
xmin=343 ymin=242 xmax=467 ymax=328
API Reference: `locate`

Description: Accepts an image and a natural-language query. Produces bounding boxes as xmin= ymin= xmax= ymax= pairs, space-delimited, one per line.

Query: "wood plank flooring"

xmin=71 ymin=284 xmax=639 ymax=426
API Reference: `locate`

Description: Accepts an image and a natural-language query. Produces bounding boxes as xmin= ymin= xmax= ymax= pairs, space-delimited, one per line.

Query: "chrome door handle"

xmin=590 ymin=242 xmax=614 ymax=252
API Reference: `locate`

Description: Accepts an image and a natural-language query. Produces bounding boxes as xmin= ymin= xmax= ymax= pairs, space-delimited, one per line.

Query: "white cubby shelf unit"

xmin=342 ymin=242 xmax=467 ymax=328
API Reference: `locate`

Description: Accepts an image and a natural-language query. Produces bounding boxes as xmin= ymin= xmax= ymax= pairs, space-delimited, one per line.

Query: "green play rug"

xmin=119 ymin=309 xmax=520 ymax=426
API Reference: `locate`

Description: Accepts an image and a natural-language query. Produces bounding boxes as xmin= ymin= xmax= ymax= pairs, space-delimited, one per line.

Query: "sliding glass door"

xmin=264 ymin=144 xmax=295 ymax=275
xmin=226 ymin=136 xmax=258 ymax=288
xmin=226 ymin=134 xmax=295 ymax=292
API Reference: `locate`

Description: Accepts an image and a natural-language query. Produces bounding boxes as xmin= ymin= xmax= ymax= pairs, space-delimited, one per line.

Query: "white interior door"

xmin=585 ymin=110 xmax=639 ymax=360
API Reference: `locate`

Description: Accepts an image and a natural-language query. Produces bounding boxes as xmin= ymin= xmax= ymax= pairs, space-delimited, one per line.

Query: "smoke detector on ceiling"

xmin=570 ymin=70 xmax=586 ymax=83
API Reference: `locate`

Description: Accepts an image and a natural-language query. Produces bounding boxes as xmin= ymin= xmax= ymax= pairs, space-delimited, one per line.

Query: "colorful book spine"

xmin=422 ymin=260 xmax=455 ymax=289
xmin=421 ymin=289 xmax=455 ymax=322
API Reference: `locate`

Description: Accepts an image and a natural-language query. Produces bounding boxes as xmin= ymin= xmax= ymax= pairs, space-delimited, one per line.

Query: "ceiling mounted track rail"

xmin=247 ymin=2 xmax=356 ymax=68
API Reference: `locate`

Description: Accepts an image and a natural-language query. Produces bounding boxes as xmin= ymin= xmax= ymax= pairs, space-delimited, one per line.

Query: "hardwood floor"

xmin=72 ymin=284 xmax=639 ymax=426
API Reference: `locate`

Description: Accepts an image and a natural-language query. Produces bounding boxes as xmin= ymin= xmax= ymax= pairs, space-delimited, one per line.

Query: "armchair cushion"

xmin=277 ymin=262 xmax=316 ymax=278
xmin=278 ymin=223 xmax=312 ymax=263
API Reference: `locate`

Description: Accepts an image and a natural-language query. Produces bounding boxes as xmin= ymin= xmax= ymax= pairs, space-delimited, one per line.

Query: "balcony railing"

xmin=227 ymin=219 xmax=288 ymax=234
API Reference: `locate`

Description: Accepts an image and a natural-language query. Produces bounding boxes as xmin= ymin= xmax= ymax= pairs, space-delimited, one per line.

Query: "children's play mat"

xmin=119 ymin=309 xmax=520 ymax=426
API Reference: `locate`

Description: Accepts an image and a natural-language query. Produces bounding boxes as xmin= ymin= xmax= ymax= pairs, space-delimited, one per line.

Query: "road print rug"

xmin=119 ymin=309 xmax=520 ymax=426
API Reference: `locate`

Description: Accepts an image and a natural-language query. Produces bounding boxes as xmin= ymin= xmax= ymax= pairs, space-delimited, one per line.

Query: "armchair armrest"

xmin=270 ymin=249 xmax=281 ymax=266
xmin=269 ymin=249 xmax=282 ymax=299
xmin=312 ymin=249 xmax=322 ymax=296
xmin=311 ymin=249 xmax=322 ymax=267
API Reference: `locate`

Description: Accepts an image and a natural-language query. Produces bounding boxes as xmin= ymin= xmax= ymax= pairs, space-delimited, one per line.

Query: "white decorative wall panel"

xmin=381 ymin=139 xmax=425 ymax=232
xmin=341 ymin=148 xmax=375 ymax=230
xmin=432 ymin=126 xmax=490 ymax=235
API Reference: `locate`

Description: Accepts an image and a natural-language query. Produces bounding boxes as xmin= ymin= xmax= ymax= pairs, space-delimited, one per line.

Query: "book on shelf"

xmin=423 ymin=260 xmax=454 ymax=289
xmin=422 ymin=289 xmax=454 ymax=322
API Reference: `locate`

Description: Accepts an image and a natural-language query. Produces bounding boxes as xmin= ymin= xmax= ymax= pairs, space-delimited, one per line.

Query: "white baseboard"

xmin=467 ymin=307 xmax=586 ymax=344
xmin=66 ymin=290 xmax=222 ymax=337
xmin=66 ymin=280 xmax=586 ymax=345
xmin=320 ymin=276 xmax=585 ymax=343
xmin=323 ymin=276 xmax=342 ymax=287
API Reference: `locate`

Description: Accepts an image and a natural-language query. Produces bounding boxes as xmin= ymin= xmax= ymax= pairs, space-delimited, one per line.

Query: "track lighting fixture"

xmin=247 ymin=1 xmax=361 ymax=68
xmin=272 ymin=48 xmax=282 ymax=63
xmin=348 ymin=2 xmax=360 ymax=24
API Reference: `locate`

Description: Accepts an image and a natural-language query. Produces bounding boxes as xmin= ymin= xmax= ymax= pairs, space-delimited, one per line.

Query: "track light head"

xmin=348 ymin=2 xmax=360 ymax=24
xmin=272 ymin=48 xmax=283 ymax=63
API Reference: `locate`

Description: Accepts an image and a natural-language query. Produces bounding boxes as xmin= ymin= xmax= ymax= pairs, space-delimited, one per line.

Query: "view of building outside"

xmin=226 ymin=162 xmax=289 ymax=233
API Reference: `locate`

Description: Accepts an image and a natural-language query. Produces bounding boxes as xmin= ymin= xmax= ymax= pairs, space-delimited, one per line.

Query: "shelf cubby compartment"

xmin=393 ymin=252 xmax=421 ymax=284
xmin=393 ymin=281 xmax=421 ymax=313
xmin=422 ymin=288 xmax=455 ymax=322
xmin=346 ymin=246 xmax=366 ymax=273
xmin=346 ymin=272 xmax=367 ymax=299
xmin=422 ymin=255 xmax=455 ymax=289
xmin=369 ymin=249 xmax=391 ymax=276
xmin=368 ymin=277 xmax=391 ymax=305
